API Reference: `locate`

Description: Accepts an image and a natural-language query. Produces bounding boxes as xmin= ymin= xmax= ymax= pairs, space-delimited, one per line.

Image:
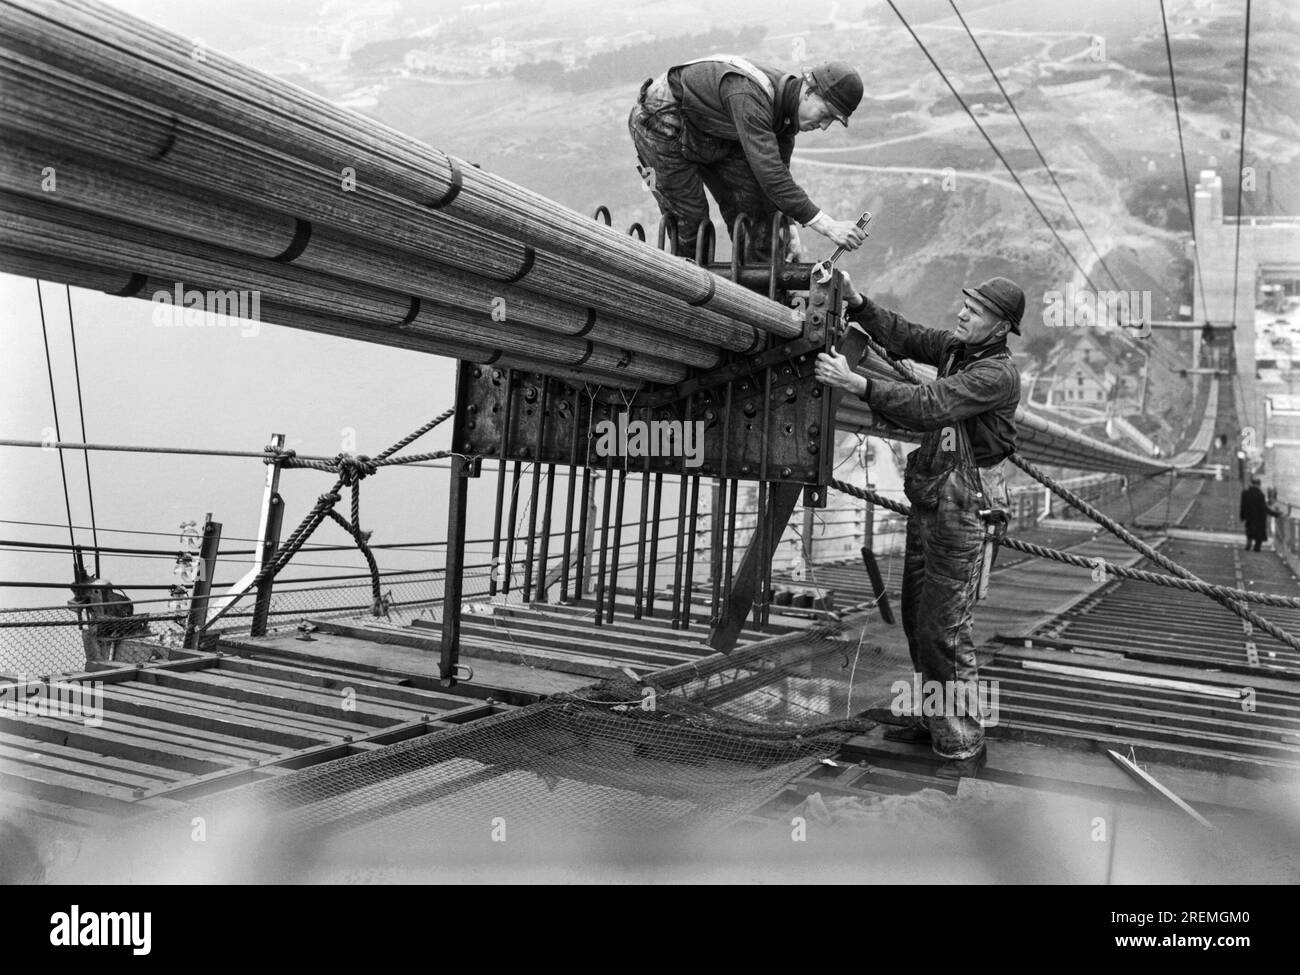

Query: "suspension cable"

xmin=34 ymin=281 xmax=75 ymax=551
xmin=883 ymin=0 xmax=1100 ymax=291
xmin=948 ymin=0 xmax=1121 ymax=292
xmin=64 ymin=285 xmax=100 ymax=575
xmin=1230 ymin=0 xmax=1253 ymax=348
xmin=1158 ymin=0 xmax=1211 ymax=322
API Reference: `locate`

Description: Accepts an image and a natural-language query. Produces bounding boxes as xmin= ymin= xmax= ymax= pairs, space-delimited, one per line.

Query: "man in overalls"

xmin=816 ymin=275 xmax=1023 ymax=778
xmin=628 ymin=56 xmax=868 ymax=262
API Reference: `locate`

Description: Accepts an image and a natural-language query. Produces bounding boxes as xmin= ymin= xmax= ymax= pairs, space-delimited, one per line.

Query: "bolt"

xmin=809 ymin=424 xmax=821 ymax=437
xmin=741 ymin=465 xmax=752 ymax=475
xmin=462 ymin=441 xmax=473 ymax=451
xmin=524 ymin=386 xmax=538 ymax=403
xmin=808 ymin=443 xmax=819 ymax=454
xmin=466 ymin=420 xmax=476 ymax=429
xmin=781 ymin=467 xmax=792 ymax=477
xmin=472 ymin=368 xmax=483 ymax=379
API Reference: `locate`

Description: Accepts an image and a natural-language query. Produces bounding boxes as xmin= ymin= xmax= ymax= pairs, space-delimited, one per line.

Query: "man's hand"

xmin=839 ymin=270 xmax=866 ymax=311
xmin=815 ymin=346 xmax=867 ymax=396
xmin=807 ymin=213 xmax=867 ymax=250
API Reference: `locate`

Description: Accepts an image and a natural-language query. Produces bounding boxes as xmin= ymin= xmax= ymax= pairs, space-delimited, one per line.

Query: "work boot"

xmin=883 ymin=718 xmax=931 ymax=745
xmin=935 ymin=745 xmax=988 ymax=780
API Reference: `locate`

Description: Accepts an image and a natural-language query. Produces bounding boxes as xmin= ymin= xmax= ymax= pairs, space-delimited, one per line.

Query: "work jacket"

xmin=666 ymin=58 xmax=819 ymax=225
xmin=849 ymin=297 xmax=1021 ymax=475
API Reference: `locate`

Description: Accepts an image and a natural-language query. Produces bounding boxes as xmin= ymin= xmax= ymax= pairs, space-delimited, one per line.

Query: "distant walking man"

xmin=628 ymin=56 xmax=868 ymax=262
xmin=1240 ymin=475 xmax=1280 ymax=551
xmin=815 ymin=274 xmax=1024 ymax=779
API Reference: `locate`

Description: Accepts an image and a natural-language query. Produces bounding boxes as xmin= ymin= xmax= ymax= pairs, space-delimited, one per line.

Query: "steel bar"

xmin=607 ymin=468 xmax=627 ymax=624
xmin=595 ymin=464 xmax=613 ymax=626
xmin=535 ymin=463 xmax=556 ymax=603
xmin=671 ymin=474 xmax=688 ymax=630
xmin=647 ymin=473 xmax=664 ymax=619
xmin=634 ymin=468 xmax=650 ymax=619
xmin=683 ymin=474 xmax=701 ymax=631
xmin=503 ymin=461 xmax=522 ymax=595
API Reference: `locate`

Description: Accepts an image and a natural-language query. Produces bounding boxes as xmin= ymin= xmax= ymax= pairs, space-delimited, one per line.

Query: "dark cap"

xmin=962 ymin=277 xmax=1025 ymax=335
xmin=806 ymin=61 xmax=863 ymax=126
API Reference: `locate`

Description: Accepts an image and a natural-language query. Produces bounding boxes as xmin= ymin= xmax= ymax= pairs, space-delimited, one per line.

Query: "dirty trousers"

xmin=627 ymin=75 xmax=778 ymax=260
xmin=899 ymin=485 xmax=989 ymax=760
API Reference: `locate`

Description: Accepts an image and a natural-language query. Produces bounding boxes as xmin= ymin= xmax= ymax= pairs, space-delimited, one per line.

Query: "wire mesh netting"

xmin=52 ymin=612 xmax=910 ymax=881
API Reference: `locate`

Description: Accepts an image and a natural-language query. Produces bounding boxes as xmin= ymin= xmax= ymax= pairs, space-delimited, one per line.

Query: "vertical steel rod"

xmin=594 ymin=463 xmax=614 ymax=625
xmin=536 ymin=463 xmax=556 ymax=602
xmin=503 ymin=460 xmax=522 ymax=594
xmin=724 ymin=477 xmax=739 ymax=623
xmin=607 ymin=467 xmax=628 ymax=623
xmin=488 ymin=371 xmax=515 ymax=597
xmin=671 ymin=472 xmax=688 ymax=629
xmin=523 ymin=460 xmax=541 ymax=601
xmin=646 ymin=472 xmax=664 ymax=618
xmin=634 ymin=463 xmax=650 ymax=618
xmin=576 ymin=467 xmax=592 ymax=597
xmin=683 ymin=474 xmax=701 ymax=630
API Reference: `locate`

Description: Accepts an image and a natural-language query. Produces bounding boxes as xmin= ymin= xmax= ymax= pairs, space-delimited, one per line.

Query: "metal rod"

xmin=504 ymin=459 xmax=522 ymax=594
xmin=536 ymin=463 xmax=556 ymax=603
xmin=671 ymin=471 xmax=688 ymax=629
xmin=634 ymin=464 xmax=650 ymax=619
xmin=488 ymin=372 xmax=515 ymax=596
xmin=576 ymin=467 xmax=592 ymax=597
xmin=595 ymin=462 xmax=614 ymax=625
xmin=646 ymin=472 xmax=664 ymax=618
xmin=561 ymin=386 xmax=581 ymax=601
xmin=724 ymin=477 xmax=739 ymax=624
xmin=607 ymin=467 xmax=628 ymax=623
xmin=753 ymin=480 xmax=768 ymax=630
xmin=523 ymin=459 xmax=541 ymax=600
xmin=683 ymin=474 xmax=701 ymax=630
xmin=710 ymin=478 xmax=726 ymax=623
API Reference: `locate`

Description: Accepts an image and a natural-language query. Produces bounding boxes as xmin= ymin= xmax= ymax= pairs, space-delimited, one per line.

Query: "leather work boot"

xmin=883 ymin=720 xmax=931 ymax=745
xmin=935 ymin=745 xmax=988 ymax=780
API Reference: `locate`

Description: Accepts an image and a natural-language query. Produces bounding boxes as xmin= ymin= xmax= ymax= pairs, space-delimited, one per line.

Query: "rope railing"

xmin=838 ymin=337 xmax=1300 ymax=653
xmin=829 ymin=479 xmax=1300 ymax=612
xmin=196 ymin=410 xmax=459 ymax=635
